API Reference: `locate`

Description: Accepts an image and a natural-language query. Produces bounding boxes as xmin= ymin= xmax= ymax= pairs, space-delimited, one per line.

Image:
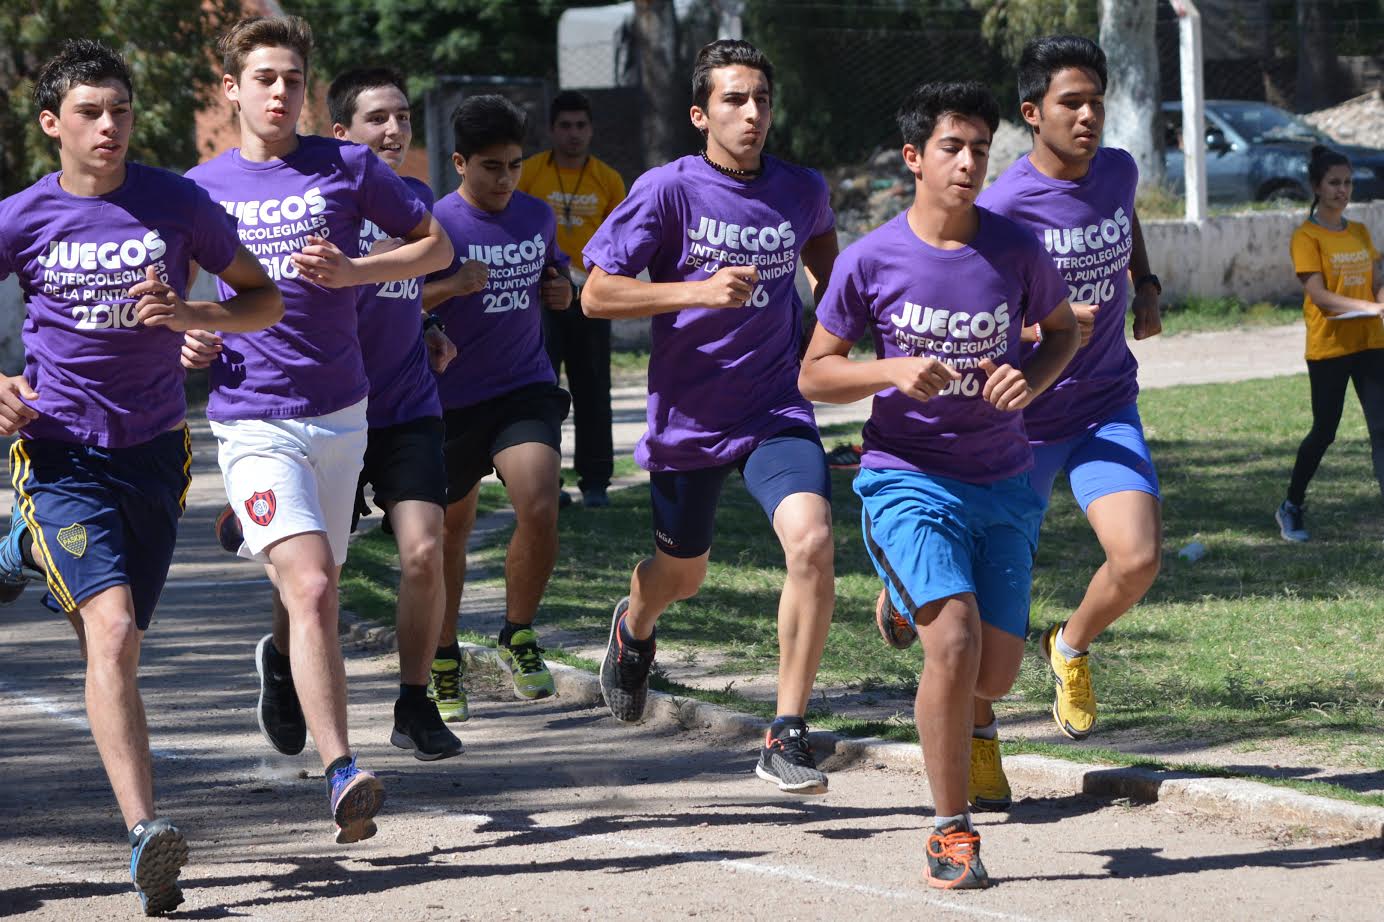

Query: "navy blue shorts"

xmin=649 ymin=426 xmax=830 ymax=559
xmin=9 ymin=427 xmax=192 ymax=630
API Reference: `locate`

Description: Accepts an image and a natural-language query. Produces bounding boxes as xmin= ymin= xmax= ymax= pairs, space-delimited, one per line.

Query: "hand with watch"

xmin=422 ymin=312 xmax=457 ymax=373
xmin=1131 ymin=272 xmax=1163 ymax=341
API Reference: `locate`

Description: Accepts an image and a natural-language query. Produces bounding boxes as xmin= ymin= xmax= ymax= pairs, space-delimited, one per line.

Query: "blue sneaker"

xmin=129 ymin=818 xmax=188 ymax=916
xmin=327 ymin=755 xmax=385 ymax=844
xmin=0 ymin=515 xmax=35 ymax=605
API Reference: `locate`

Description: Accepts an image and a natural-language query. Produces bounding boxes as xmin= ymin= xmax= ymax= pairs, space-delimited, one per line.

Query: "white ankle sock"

xmin=1055 ymin=625 xmax=1086 ymax=660
xmin=972 ymin=718 xmax=998 ymax=740
xmin=934 ymin=812 xmax=971 ymax=831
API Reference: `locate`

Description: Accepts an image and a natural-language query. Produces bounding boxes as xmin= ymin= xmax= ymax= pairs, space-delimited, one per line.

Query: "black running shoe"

xmin=255 ymin=634 xmax=306 ymax=755
xmin=390 ymin=697 xmax=463 ymax=761
xmin=755 ymin=720 xmax=828 ymax=794
xmin=599 ymin=597 xmax=654 ymax=722
xmin=129 ymin=817 xmax=188 ymax=916
xmin=214 ymin=503 xmax=243 ymax=554
xmin=924 ymin=820 xmax=989 ymax=889
xmin=825 ymin=442 xmax=863 ymax=469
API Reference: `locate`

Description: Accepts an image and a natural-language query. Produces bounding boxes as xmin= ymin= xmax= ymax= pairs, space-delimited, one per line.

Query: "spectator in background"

xmin=518 ymin=90 xmax=626 ymax=508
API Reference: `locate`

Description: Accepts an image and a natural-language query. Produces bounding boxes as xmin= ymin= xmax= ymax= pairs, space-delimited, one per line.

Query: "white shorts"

xmin=210 ymin=399 xmax=368 ymax=565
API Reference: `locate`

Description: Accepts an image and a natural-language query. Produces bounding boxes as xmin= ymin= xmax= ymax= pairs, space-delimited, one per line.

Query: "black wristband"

xmin=1134 ymin=273 xmax=1162 ymax=295
xmin=422 ymin=313 xmax=445 ymax=333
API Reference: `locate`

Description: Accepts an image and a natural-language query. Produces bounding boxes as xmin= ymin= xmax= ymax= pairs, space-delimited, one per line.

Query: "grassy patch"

xmin=344 ymin=373 xmax=1384 ymax=787
xmin=1149 ymin=296 xmax=1300 ymax=334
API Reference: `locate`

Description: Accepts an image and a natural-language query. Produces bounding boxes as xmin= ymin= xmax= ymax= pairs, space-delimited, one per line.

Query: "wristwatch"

xmin=1134 ymin=273 xmax=1162 ymax=295
xmin=422 ymin=313 xmax=445 ymax=333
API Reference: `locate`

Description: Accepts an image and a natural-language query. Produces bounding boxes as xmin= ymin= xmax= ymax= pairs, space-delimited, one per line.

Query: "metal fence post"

xmin=1174 ymin=0 xmax=1207 ymax=223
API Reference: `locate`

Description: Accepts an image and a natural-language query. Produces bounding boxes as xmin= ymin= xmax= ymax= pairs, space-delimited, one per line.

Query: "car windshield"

xmin=1216 ymin=104 xmax=1324 ymax=144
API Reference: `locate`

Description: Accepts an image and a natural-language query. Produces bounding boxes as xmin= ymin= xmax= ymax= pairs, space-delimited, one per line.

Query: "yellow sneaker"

xmin=1040 ymin=622 xmax=1096 ymax=740
xmin=428 ymin=656 xmax=470 ymax=722
xmin=968 ymin=735 xmax=1011 ymax=811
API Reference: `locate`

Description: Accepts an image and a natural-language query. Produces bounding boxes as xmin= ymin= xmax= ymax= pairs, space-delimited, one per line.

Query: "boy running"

xmin=185 ymin=16 xmax=452 ymax=842
xmin=422 ymin=95 xmax=573 ymax=716
xmin=0 ymin=40 xmax=282 ymax=914
xmin=583 ymin=39 xmax=840 ymax=794
xmin=978 ymin=36 xmax=1164 ymax=749
xmin=800 ymin=82 xmax=1077 ymax=887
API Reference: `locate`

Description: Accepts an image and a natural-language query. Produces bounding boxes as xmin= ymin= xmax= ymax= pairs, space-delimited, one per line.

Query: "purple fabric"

xmin=582 ymin=154 xmax=835 ymax=471
xmin=357 ymin=176 xmax=441 ymax=426
xmin=186 ymin=135 xmax=428 ymax=421
xmin=814 ymin=208 xmax=1067 ymax=483
xmin=428 ymin=190 xmax=566 ymax=410
xmin=978 ymin=147 xmax=1140 ymax=443
xmin=0 ymin=164 xmax=239 ymax=447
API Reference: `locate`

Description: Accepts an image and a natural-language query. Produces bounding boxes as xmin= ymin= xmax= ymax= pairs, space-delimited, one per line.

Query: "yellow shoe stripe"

xmin=10 ymin=441 xmax=77 ymax=612
xmin=177 ymin=425 xmax=193 ymax=512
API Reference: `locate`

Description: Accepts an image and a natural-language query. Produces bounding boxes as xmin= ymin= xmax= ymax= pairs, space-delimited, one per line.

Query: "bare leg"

xmin=440 ymin=487 xmax=480 ymax=646
xmin=1062 ymin=491 xmax=1161 ymax=651
xmin=915 ymin=594 xmax=982 ymax=818
xmin=769 ymin=492 xmax=835 ymax=716
xmin=491 ymin=442 xmax=561 ymax=626
xmin=971 ymin=624 xmax=1027 ymax=726
xmin=386 ymin=499 xmax=446 ymax=684
xmin=624 ymin=550 xmax=709 ymax=640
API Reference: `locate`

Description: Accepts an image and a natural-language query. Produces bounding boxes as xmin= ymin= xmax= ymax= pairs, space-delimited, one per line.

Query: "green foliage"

xmin=969 ymin=0 xmax=1098 ymax=63
xmin=0 ymin=0 xmax=238 ymax=196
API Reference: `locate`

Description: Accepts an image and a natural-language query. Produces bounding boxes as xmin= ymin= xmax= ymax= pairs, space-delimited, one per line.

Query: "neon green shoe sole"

xmin=498 ymin=628 xmax=556 ymax=700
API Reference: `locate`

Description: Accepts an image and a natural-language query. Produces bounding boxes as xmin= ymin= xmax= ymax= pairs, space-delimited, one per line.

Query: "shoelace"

xmin=770 ymin=730 xmax=817 ymax=767
xmin=432 ymin=662 xmax=461 ymax=700
xmin=508 ymin=641 xmax=547 ymax=675
xmin=328 ymin=756 xmax=357 ymax=793
xmin=616 ymin=639 xmax=652 ymax=687
xmin=1061 ymin=657 xmax=1095 ymax=711
xmin=971 ymin=740 xmax=1002 ymax=786
xmin=927 ymin=827 xmax=980 ymax=870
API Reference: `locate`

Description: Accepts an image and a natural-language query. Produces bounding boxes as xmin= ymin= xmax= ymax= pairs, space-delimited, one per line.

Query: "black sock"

xmin=770 ymin=714 xmax=806 ymax=738
xmin=265 ymin=638 xmax=291 ymax=672
xmin=498 ymin=619 xmax=529 ymax=647
xmin=618 ymin=617 xmax=655 ymax=652
xmin=128 ymin=818 xmax=155 ymax=846
xmin=436 ymin=640 xmax=461 ymax=661
xmin=19 ymin=531 xmax=37 ymax=571
xmin=398 ymin=682 xmax=428 ymax=704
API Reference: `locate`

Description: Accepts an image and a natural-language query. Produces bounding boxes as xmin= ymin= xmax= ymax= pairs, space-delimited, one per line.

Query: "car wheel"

xmin=1257 ymin=180 xmax=1309 ymax=203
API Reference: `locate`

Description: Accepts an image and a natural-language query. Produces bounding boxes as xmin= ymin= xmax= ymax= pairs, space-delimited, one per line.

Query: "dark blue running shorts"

xmin=9 ymin=427 xmax=192 ymax=630
xmin=649 ymin=426 xmax=831 ymax=559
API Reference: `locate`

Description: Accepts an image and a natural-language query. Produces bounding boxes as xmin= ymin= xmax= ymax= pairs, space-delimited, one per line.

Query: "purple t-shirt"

xmin=0 ymin=164 xmax=239 ymax=447
xmin=428 ymin=190 xmax=566 ymax=411
xmin=814 ymin=208 xmax=1067 ymax=483
xmin=186 ymin=135 xmax=428 ymax=421
xmin=978 ymin=147 xmax=1139 ymax=443
xmin=357 ymin=176 xmax=441 ymax=427
xmin=583 ymin=154 xmax=835 ymax=472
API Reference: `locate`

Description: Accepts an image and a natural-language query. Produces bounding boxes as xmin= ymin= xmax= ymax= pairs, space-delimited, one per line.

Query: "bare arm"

xmin=292 ymin=213 xmax=453 ymax=288
xmin=583 ymin=262 xmax=767 ymax=319
xmin=1128 ymin=210 xmax=1163 ymax=339
xmin=1301 ymin=272 xmax=1384 ymax=316
xmin=135 ymin=248 xmax=283 ymax=333
xmin=798 ymin=323 xmax=960 ymax=405
xmin=800 ymin=230 xmax=839 ymax=306
xmin=422 ymin=259 xmax=488 ymax=311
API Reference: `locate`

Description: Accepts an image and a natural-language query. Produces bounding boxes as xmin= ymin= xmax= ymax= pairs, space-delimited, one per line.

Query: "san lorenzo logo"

xmin=244 ymin=490 xmax=277 ymax=527
xmin=57 ymin=524 xmax=87 ymax=558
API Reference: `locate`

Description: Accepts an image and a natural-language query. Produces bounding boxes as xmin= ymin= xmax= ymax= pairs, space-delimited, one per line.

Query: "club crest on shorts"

xmin=56 ymin=523 xmax=87 ymax=558
xmin=245 ymin=490 xmax=277 ymax=527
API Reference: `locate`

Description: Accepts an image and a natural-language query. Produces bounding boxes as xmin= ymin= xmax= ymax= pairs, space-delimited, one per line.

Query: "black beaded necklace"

xmin=700 ymin=149 xmax=762 ymax=180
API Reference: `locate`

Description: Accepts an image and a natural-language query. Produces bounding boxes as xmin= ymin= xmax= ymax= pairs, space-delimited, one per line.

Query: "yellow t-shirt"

xmin=518 ymin=152 xmax=626 ymax=283
xmin=1291 ymin=219 xmax=1383 ymax=360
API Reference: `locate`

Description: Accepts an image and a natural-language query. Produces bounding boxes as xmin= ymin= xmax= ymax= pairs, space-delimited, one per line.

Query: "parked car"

xmin=1162 ymin=100 xmax=1384 ymax=203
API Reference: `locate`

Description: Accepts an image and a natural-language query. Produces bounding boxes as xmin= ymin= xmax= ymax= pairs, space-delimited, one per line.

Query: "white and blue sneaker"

xmin=129 ymin=817 xmax=188 ymax=916
xmin=0 ymin=515 xmax=38 ymax=605
xmin=327 ymin=754 xmax=385 ymax=844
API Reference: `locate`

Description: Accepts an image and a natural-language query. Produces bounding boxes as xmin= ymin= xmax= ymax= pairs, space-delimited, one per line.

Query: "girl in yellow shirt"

xmin=1276 ymin=146 xmax=1384 ymax=541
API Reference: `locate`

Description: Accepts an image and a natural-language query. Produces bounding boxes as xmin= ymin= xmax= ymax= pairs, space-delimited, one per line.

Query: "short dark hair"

xmin=549 ymin=90 xmax=591 ymax=126
xmin=897 ymin=81 xmax=1000 ymax=149
xmin=452 ymin=94 xmax=527 ymax=158
xmin=33 ymin=39 xmax=133 ymax=115
xmin=1308 ymin=144 xmax=1352 ymax=215
xmin=328 ymin=67 xmax=408 ymax=127
xmin=1017 ymin=35 xmax=1107 ymax=108
xmin=691 ymin=39 xmax=773 ymax=111
xmin=218 ymin=15 xmax=313 ymax=80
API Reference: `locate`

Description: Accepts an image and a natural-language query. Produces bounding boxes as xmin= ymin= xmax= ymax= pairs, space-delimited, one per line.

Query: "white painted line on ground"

xmin=0 ymin=679 xmax=190 ymax=761
xmin=432 ymin=808 xmax=1054 ymax=922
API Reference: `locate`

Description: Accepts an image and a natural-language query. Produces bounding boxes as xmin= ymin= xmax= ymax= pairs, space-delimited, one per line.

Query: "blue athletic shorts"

xmin=855 ymin=466 xmax=1044 ymax=639
xmin=1029 ymin=404 xmax=1160 ymax=512
xmin=9 ymin=427 xmax=192 ymax=630
xmin=650 ymin=426 xmax=830 ymax=559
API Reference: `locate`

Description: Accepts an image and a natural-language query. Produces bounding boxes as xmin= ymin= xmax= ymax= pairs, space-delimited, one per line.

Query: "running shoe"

xmin=1040 ymin=622 xmax=1096 ymax=740
xmin=755 ymin=719 xmax=829 ymax=795
xmin=0 ymin=515 xmax=36 ymax=605
xmin=390 ymin=696 xmax=463 ymax=761
xmin=968 ymin=735 xmax=1011 ymax=811
xmin=213 ymin=503 xmax=242 ymax=554
xmin=875 ymin=587 xmax=917 ymax=649
xmin=428 ymin=655 xmax=470 ymax=722
xmin=923 ymin=820 xmax=988 ymax=889
xmin=327 ymin=755 xmax=385 ymax=844
xmin=1275 ymin=499 xmax=1309 ymax=542
xmin=129 ymin=817 xmax=188 ymax=916
xmin=599 ymin=597 xmax=654 ymax=723
xmin=825 ymin=442 xmax=863 ymax=469
xmin=498 ymin=627 xmax=556 ymax=700
xmin=582 ymin=488 xmax=611 ymax=508
xmin=255 ymin=634 xmax=306 ymax=755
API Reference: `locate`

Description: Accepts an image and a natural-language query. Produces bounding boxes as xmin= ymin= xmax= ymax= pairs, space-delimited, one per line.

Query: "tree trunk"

xmin=635 ymin=0 xmax=680 ymax=169
xmin=1099 ymin=0 xmax=1164 ymax=190
xmin=1294 ymin=0 xmax=1338 ymax=113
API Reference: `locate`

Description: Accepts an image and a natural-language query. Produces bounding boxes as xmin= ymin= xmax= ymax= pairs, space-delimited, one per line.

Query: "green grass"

xmin=343 ymin=372 xmax=1384 ymax=796
xmin=1149 ymin=296 xmax=1300 ymax=334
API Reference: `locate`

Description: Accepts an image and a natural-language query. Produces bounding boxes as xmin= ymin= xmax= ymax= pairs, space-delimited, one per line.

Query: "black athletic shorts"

xmin=442 ymin=382 xmax=571 ymax=503
xmin=353 ymin=415 xmax=448 ymax=531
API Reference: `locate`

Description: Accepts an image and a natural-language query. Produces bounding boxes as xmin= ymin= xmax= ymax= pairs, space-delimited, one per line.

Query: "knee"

xmin=1109 ymin=539 xmax=1161 ymax=591
xmin=659 ymin=559 xmax=708 ymax=602
xmin=515 ymin=494 xmax=559 ymax=532
xmin=975 ymin=663 xmax=1021 ymax=701
xmin=781 ymin=520 xmax=834 ymax=576
xmin=83 ymin=611 xmax=141 ymax=668
xmin=281 ymin=569 xmax=336 ymax=622
xmin=922 ymin=611 xmax=981 ymax=675
xmin=399 ymin=533 xmax=443 ymax=584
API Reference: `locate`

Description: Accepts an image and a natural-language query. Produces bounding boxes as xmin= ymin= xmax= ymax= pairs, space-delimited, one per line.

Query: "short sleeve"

xmin=356 ymin=148 xmax=428 ymax=239
xmin=583 ymin=171 xmax=670 ymax=276
xmin=808 ymin=171 xmax=836 ymax=238
xmin=813 ymin=249 xmax=870 ymax=344
xmin=1020 ymin=234 xmax=1068 ymax=326
xmin=186 ymin=181 xmax=240 ymax=276
xmin=1291 ymin=226 xmax=1323 ymax=276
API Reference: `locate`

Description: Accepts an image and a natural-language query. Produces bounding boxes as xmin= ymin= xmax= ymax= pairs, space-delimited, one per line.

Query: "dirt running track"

xmin=4 ymin=370 xmax=1384 ymax=921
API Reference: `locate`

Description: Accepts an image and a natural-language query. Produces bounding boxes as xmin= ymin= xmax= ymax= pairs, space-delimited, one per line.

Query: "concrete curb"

xmin=336 ymin=612 xmax=1384 ymax=842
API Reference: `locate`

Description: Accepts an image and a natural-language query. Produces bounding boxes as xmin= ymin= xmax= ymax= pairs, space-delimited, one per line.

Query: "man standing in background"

xmin=519 ymin=90 xmax=626 ymax=507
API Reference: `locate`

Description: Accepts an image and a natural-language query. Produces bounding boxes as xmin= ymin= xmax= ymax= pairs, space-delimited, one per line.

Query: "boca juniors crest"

xmin=57 ymin=523 xmax=87 ymax=558
xmin=244 ymin=490 xmax=277 ymax=527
